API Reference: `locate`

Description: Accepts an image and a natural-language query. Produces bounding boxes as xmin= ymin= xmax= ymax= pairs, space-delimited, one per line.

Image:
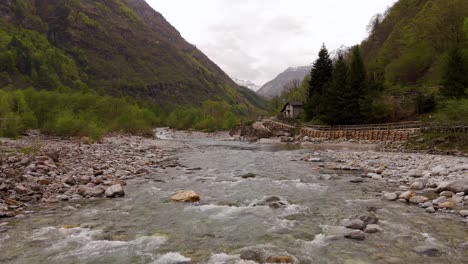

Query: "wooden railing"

xmin=273 ymin=118 xmax=468 ymax=134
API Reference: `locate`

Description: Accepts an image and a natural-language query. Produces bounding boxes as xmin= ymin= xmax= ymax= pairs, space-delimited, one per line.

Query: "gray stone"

xmin=344 ymin=219 xmax=367 ymax=230
xmin=63 ymin=176 xmax=75 ymax=185
xmin=239 ymin=249 xmax=262 ymax=262
xmin=458 ymin=210 xmax=468 ymax=217
xmin=344 ymin=230 xmax=365 ymax=240
xmin=364 ymin=224 xmax=382 ymax=234
xmin=432 ymin=196 xmax=447 ymax=205
xmin=425 ymin=207 xmax=436 ymax=213
xmin=420 ymin=201 xmax=433 ymax=208
xmin=350 ymin=178 xmax=364 ymax=183
xmin=408 ymin=169 xmax=423 ymax=178
xmin=105 ymin=184 xmax=125 ymax=198
xmin=446 ymin=179 xmax=468 ymax=194
xmin=439 ymin=191 xmax=454 ymax=197
xmin=410 ymin=181 xmax=424 ymax=190
xmin=409 ymin=196 xmax=429 ymax=204
xmin=86 ymin=187 xmax=104 ymax=197
xmin=431 ymin=165 xmax=448 ymax=176
xmin=382 ymin=192 xmax=398 ymax=201
xmin=359 ymin=215 xmax=379 ymax=225
xmin=413 ymin=245 xmax=441 ymax=257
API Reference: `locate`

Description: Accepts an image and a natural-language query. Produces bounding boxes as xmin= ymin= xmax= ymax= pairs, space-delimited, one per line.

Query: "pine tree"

xmin=306 ymin=44 xmax=333 ymax=121
xmin=347 ymin=45 xmax=367 ymax=124
xmin=441 ymin=47 xmax=467 ymax=98
xmin=322 ymin=54 xmax=348 ymax=124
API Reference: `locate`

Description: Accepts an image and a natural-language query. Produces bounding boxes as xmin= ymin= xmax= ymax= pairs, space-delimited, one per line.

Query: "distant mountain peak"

xmin=258 ymin=66 xmax=311 ymax=99
xmin=232 ymin=78 xmax=261 ymax=91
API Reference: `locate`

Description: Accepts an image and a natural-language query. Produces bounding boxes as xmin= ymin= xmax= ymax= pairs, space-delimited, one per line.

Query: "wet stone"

xmin=344 ymin=219 xmax=367 ymax=230
xmin=345 ymin=230 xmax=366 ymax=240
xmin=413 ymin=245 xmax=442 ymax=257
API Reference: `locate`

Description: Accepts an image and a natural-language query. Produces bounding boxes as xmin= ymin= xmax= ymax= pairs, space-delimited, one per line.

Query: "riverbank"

xmin=0 ymin=131 xmax=184 ymax=222
xmin=297 ymin=146 xmax=468 ymax=219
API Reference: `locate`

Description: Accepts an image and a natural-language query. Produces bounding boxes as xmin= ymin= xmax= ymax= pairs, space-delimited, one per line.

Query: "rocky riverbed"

xmin=298 ymin=145 xmax=468 ymax=220
xmin=1 ymin=129 xmax=467 ymax=263
xmin=0 ymin=132 xmax=183 ymax=222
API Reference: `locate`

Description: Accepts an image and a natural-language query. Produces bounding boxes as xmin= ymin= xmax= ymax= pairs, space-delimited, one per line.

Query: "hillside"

xmin=361 ymin=0 xmax=467 ymax=90
xmin=258 ymin=66 xmax=311 ymax=99
xmin=0 ymin=0 xmax=265 ymax=111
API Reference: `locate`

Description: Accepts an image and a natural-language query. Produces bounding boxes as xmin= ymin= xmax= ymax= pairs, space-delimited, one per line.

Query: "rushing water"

xmin=0 ymin=133 xmax=467 ymax=264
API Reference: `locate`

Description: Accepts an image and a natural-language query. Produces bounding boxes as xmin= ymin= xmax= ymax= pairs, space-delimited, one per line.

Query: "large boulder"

xmin=171 ymin=190 xmax=200 ymax=202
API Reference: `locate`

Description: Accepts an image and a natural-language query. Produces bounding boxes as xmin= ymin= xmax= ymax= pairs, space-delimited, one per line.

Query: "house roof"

xmin=281 ymin=101 xmax=303 ymax=112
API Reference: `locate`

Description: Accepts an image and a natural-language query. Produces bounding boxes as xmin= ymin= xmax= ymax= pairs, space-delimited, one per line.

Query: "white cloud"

xmin=147 ymin=0 xmax=397 ymax=85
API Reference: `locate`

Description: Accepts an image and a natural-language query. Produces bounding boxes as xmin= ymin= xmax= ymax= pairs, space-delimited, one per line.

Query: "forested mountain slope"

xmin=361 ymin=0 xmax=467 ymax=90
xmin=0 ymin=0 xmax=265 ymax=111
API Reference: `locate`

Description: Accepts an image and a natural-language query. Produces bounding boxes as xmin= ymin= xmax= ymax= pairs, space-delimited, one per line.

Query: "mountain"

xmin=361 ymin=0 xmax=467 ymax=88
xmin=258 ymin=66 xmax=312 ymax=99
xmin=232 ymin=78 xmax=261 ymax=91
xmin=0 ymin=0 xmax=266 ymax=111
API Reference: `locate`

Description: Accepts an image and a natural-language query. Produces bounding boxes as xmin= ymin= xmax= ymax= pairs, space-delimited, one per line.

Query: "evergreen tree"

xmin=306 ymin=44 xmax=333 ymax=120
xmin=348 ymin=45 xmax=367 ymax=123
xmin=441 ymin=47 xmax=467 ymax=98
xmin=322 ymin=54 xmax=349 ymax=124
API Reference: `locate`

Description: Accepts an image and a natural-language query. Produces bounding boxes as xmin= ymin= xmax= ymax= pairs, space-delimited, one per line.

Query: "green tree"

xmin=322 ymin=54 xmax=349 ymax=124
xmin=441 ymin=47 xmax=467 ymax=97
xmin=306 ymin=44 xmax=333 ymax=120
xmin=348 ymin=45 xmax=367 ymax=123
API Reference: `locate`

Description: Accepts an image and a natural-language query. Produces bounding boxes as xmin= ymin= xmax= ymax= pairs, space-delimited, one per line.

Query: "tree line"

xmin=303 ymin=42 xmax=467 ymax=125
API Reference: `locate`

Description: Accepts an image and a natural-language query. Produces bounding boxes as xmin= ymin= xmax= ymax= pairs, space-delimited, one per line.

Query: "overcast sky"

xmin=147 ymin=0 xmax=396 ymax=86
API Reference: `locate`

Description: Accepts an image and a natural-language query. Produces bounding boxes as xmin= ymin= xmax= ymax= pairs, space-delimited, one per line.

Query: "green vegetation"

xmin=0 ymin=21 xmax=84 ymax=91
xmin=271 ymin=0 xmax=467 ymax=126
xmin=0 ymin=88 xmax=252 ymax=138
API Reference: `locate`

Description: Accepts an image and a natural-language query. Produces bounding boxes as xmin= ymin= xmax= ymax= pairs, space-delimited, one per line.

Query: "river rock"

xmin=266 ymin=256 xmax=292 ymax=263
xmin=382 ymin=192 xmax=398 ymax=201
xmin=350 ymin=178 xmax=364 ymax=183
xmin=344 ymin=219 xmax=367 ymax=230
xmin=399 ymin=191 xmax=415 ymax=201
xmin=344 ymin=230 xmax=365 ymax=240
xmin=408 ymin=169 xmax=423 ymax=178
xmin=171 ymin=190 xmax=200 ymax=202
xmin=239 ymin=249 xmax=262 ymax=262
xmin=410 ymin=181 xmax=424 ymax=190
xmin=439 ymin=191 xmax=454 ymax=198
xmin=364 ymin=224 xmax=382 ymax=233
xmin=432 ymin=196 xmax=447 ymax=205
xmin=420 ymin=189 xmax=438 ymax=200
xmin=240 ymin=173 xmax=256 ymax=179
xmin=445 ymin=179 xmax=468 ymax=193
xmin=63 ymin=175 xmax=75 ymax=185
xmin=431 ymin=165 xmax=448 ymax=176
xmin=425 ymin=207 xmax=436 ymax=213
xmin=359 ymin=215 xmax=379 ymax=225
xmin=439 ymin=201 xmax=455 ymax=209
xmin=451 ymin=195 xmax=464 ymax=204
xmin=420 ymin=201 xmax=433 ymax=208
xmin=413 ymin=245 xmax=441 ymax=257
xmin=105 ymin=184 xmax=125 ymax=198
xmin=409 ymin=196 xmax=429 ymax=204
xmin=458 ymin=210 xmax=468 ymax=217
xmin=86 ymin=187 xmax=104 ymax=197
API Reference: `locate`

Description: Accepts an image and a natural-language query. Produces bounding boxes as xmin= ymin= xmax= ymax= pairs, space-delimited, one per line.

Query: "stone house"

xmin=280 ymin=102 xmax=303 ymax=119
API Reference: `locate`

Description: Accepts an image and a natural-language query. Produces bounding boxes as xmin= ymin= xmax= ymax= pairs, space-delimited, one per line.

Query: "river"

xmin=0 ymin=133 xmax=467 ymax=263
